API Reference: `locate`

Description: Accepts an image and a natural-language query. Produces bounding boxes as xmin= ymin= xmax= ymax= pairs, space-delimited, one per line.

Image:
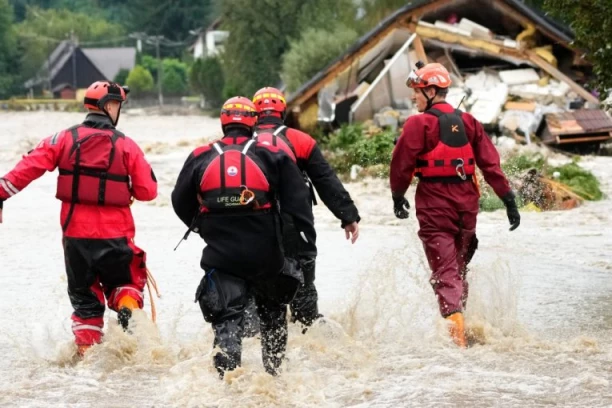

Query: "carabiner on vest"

xmin=239 ymin=185 xmax=255 ymax=205
xmin=455 ymin=158 xmax=467 ymax=181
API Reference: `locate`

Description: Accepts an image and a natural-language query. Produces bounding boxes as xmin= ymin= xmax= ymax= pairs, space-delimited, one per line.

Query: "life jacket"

xmin=253 ymin=125 xmax=318 ymax=205
xmin=198 ymin=139 xmax=274 ymax=213
xmin=56 ymin=125 xmax=131 ymax=207
xmin=253 ymin=128 xmax=297 ymax=162
xmin=415 ymin=108 xmax=476 ymax=183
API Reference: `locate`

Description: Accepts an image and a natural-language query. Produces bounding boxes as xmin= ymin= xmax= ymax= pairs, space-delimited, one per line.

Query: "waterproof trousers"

xmin=416 ymin=207 xmax=479 ymax=317
xmin=195 ymin=259 xmax=302 ymax=377
xmin=62 ymin=237 xmax=148 ymax=346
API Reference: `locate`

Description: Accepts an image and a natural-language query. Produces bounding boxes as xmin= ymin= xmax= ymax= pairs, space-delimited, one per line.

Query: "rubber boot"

xmin=258 ymin=303 xmax=288 ymax=376
xmin=117 ymin=296 xmax=139 ymax=331
xmin=446 ymin=312 xmax=467 ymax=348
xmin=77 ymin=344 xmax=92 ymax=357
xmin=212 ymin=319 xmax=243 ymax=378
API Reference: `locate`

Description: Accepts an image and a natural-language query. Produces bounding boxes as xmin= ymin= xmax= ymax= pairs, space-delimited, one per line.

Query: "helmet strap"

xmin=421 ymin=87 xmax=439 ymax=111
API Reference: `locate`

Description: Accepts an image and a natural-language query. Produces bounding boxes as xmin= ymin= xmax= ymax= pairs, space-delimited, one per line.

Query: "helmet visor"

xmin=405 ymin=70 xmax=426 ymax=88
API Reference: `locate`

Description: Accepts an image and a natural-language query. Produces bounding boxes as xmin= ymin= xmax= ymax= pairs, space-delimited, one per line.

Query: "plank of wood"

xmin=412 ymin=34 xmax=428 ymax=64
xmin=525 ymin=50 xmax=599 ymax=105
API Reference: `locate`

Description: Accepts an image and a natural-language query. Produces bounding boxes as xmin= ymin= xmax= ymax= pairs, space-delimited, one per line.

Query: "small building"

xmin=24 ymin=41 xmax=136 ymax=97
xmin=190 ymin=17 xmax=229 ymax=59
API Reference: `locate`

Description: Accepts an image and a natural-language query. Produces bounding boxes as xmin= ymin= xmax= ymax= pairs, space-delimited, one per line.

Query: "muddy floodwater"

xmin=0 ymin=111 xmax=611 ymax=407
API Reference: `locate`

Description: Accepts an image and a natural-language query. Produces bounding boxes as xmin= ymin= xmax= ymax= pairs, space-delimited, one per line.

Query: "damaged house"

xmin=286 ymin=0 xmax=611 ymax=148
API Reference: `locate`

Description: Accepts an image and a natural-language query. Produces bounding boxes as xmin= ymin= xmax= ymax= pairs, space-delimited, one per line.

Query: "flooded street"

xmin=0 ymin=111 xmax=610 ymax=407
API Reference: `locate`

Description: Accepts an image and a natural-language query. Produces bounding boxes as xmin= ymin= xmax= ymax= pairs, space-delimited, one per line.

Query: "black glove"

xmin=0 ymin=199 xmax=3 ymax=209
xmin=502 ymin=192 xmax=520 ymax=231
xmin=393 ymin=196 xmax=410 ymax=219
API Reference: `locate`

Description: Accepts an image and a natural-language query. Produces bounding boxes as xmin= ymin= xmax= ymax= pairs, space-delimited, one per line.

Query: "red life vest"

xmin=56 ymin=125 xmax=132 ymax=206
xmin=253 ymin=126 xmax=296 ymax=162
xmin=254 ymin=125 xmax=318 ymax=205
xmin=198 ymin=140 xmax=273 ymax=213
xmin=415 ymin=108 xmax=476 ymax=182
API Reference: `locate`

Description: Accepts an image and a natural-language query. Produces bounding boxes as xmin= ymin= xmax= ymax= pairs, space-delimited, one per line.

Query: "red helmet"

xmin=220 ymin=96 xmax=258 ymax=129
xmin=252 ymin=87 xmax=286 ymax=114
xmin=405 ymin=62 xmax=452 ymax=89
xmin=84 ymin=81 xmax=129 ymax=110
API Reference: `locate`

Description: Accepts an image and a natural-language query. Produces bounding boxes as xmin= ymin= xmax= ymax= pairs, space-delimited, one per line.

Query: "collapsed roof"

xmin=285 ymin=0 xmax=596 ymax=144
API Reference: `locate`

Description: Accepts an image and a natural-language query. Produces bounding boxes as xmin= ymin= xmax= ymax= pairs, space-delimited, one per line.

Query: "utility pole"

xmin=71 ymin=30 xmax=77 ymax=91
xmin=153 ymin=35 xmax=164 ymax=106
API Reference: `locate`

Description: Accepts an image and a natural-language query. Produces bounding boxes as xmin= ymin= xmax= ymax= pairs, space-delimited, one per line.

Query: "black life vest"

xmin=415 ymin=108 xmax=476 ymax=183
xmin=198 ymin=139 xmax=274 ymax=213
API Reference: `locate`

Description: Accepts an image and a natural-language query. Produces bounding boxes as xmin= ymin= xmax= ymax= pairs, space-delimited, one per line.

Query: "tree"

xmin=17 ymin=6 xmax=125 ymax=79
xmin=282 ymin=25 xmax=359 ymax=93
xmin=544 ymin=0 xmax=612 ymax=97
xmin=0 ymin=0 xmax=20 ymax=97
xmin=126 ymin=64 xmax=154 ymax=95
xmin=220 ymin=0 xmax=305 ymax=97
xmin=190 ymin=55 xmax=224 ymax=107
xmin=125 ymin=0 xmax=216 ymax=44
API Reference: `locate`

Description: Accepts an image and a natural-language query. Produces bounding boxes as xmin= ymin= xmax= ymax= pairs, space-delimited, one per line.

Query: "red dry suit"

xmin=0 ymin=113 xmax=158 ymax=346
xmin=390 ymin=102 xmax=511 ymax=317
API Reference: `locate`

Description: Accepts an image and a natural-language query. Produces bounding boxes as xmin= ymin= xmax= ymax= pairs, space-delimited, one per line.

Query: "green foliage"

xmin=113 ymin=68 xmax=130 ymax=85
xmin=125 ymin=64 xmax=154 ymax=95
xmin=282 ymin=25 xmax=359 ymax=93
xmin=544 ymin=0 xmax=612 ymax=97
xmin=0 ymin=0 xmax=20 ymax=98
xmin=322 ymin=124 xmax=397 ymax=175
xmin=125 ymin=0 xmax=215 ymax=43
xmin=296 ymin=0 xmax=359 ymax=34
xmin=140 ymin=54 xmax=158 ymax=81
xmin=550 ymin=162 xmax=603 ymax=201
xmin=220 ymin=0 xmax=304 ymax=98
xmin=17 ymin=6 xmax=125 ymax=79
xmin=161 ymin=58 xmax=188 ymax=94
xmin=501 ymin=152 xmax=545 ymax=177
xmin=190 ymin=56 xmax=224 ymax=107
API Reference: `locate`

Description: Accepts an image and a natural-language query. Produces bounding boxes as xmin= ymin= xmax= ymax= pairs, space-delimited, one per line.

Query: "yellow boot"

xmin=446 ymin=312 xmax=467 ymax=348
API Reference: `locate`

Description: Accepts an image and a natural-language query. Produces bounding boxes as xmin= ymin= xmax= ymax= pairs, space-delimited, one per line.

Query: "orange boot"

xmin=446 ymin=312 xmax=467 ymax=348
xmin=77 ymin=344 xmax=92 ymax=357
xmin=117 ymin=296 xmax=140 ymax=331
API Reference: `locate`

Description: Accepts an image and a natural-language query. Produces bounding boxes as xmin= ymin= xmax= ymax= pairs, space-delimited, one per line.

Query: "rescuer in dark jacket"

xmin=171 ymin=96 xmax=316 ymax=377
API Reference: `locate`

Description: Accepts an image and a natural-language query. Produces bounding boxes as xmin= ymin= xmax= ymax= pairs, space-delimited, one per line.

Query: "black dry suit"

xmin=171 ymin=127 xmax=316 ymax=376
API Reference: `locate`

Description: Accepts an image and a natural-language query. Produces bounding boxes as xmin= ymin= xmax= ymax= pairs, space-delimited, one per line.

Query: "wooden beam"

xmin=412 ymin=34 xmax=428 ymax=63
xmin=556 ymin=135 xmax=611 ymax=144
xmin=525 ymin=50 xmax=599 ymax=105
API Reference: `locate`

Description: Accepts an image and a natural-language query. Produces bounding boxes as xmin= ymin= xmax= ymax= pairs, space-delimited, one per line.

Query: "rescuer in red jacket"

xmin=389 ymin=62 xmax=520 ymax=347
xmin=0 ymin=81 xmax=158 ymax=356
xmin=171 ymin=97 xmax=316 ymax=377
xmin=251 ymin=87 xmax=361 ymax=329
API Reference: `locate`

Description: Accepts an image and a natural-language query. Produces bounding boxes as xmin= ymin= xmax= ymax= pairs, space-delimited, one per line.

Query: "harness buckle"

xmin=455 ymin=158 xmax=467 ymax=181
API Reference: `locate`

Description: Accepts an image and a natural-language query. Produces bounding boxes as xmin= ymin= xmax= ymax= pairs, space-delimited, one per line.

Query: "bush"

xmin=113 ymin=68 xmax=130 ymax=85
xmin=281 ymin=25 xmax=358 ymax=93
xmin=162 ymin=58 xmax=188 ymax=95
xmin=190 ymin=56 xmax=225 ymax=107
xmin=126 ymin=65 xmax=154 ymax=95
